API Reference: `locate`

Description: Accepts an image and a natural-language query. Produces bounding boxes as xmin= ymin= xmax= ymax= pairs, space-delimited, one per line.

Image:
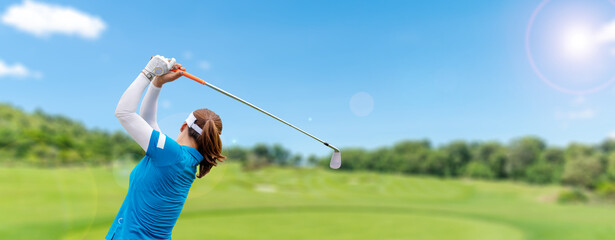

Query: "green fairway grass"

xmin=1 ymin=163 xmax=614 ymax=239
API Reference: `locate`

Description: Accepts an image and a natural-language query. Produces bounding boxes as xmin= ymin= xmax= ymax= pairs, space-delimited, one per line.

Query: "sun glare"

xmin=526 ymin=0 xmax=615 ymax=94
xmin=561 ymin=25 xmax=596 ymax=60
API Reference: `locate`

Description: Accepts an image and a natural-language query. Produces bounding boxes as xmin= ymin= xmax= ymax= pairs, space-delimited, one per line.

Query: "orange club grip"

xmin=171 ymin=69 xmax=206 ymax=85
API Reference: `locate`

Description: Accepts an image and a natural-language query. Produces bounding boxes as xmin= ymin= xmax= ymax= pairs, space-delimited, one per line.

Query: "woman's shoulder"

xmin=146 ymin=131 xmax=184 ymax=166
xmin=180 ymin=145 xmax=203 ymax=165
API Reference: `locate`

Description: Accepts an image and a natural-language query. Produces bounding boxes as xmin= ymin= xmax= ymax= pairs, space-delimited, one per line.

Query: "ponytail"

xmin=188 ymin=109 xmax=226 ymax=178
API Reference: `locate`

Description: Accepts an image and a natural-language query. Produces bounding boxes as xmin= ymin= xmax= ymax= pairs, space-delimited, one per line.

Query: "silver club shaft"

xmin=201 ymin=81 xmax=340 ymax=152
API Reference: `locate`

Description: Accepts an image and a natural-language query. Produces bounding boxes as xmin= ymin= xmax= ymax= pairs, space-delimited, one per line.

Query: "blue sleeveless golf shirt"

xmin=106 ymin=130 xmax=203 ymax=240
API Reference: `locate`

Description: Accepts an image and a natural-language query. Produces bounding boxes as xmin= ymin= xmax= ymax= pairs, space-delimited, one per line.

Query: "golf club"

xmin=171 ymin=69 xmax=342 ymax=169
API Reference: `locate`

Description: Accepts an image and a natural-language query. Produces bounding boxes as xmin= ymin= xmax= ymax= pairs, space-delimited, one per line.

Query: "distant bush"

xmin=561 ymin=155 xmax=603 ymax=189
xmin=557 ymin=188 xmax=588 ymax=204
xmin=463 ymin=161 xmax=494 ymax=179
xmin=525 ymin=161 xmax=559 ymax=184
xmin=595 ymin=182 xmax=615 ymax=201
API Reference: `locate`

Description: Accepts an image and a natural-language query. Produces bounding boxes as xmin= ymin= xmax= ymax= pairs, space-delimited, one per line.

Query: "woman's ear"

xmin=180 ymin=122 xmax=187 ymax=132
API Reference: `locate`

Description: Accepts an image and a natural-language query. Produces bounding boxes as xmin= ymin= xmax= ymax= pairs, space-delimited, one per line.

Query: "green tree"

xmin=226 ymin=146 xmax=248 ymax=164
xmin=541 ymin=147 xmax=565 ymax=165
xmin=507 ymin=136 xmax=545 ymax=179
xmin=0 ymin=103 xmax=141 ymax=166
xmin=561 ymin=155 xmax=604 ymax=189
xmin=474 ymin=141 xmax=507 ymax=178
xmin=606 ymin=152 xmax=615 ymax=181
xmin=424 ymin=150 xmax=449 ymax=177
xmin=392 ymin=140 xmax=431 ymax=174
xmin=307 ymin=154 xmax=320 ymax=166
xmin=368 ymin=147 xmax=394 ymax=173
xmin=441 ymin=140 xmax=471 ymax=177
xmin=271 ymin=144 xmax=291 ymax=166
xmin=463 ymin=161 xmax=494 ymax=179
xmin=565 ymin=143 xmax=594 ymax=160
xmin=525 ymin=161 xmax=558 ymax=184
xmin=289 ymin=154 xmax=302 ymax=166
xmin=525 ymin=147 xmax=566 ymax=184
xmin=600 ymin=139 xmax=615 ymax=154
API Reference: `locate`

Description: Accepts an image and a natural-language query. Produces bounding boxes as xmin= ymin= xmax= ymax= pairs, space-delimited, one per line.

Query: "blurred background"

xmin=1 ymin=0 xmax=615 ymax=239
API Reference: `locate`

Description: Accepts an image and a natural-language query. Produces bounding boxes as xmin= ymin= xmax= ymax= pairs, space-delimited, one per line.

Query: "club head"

xmin=330 ymin=151 xmax=341 ymax=169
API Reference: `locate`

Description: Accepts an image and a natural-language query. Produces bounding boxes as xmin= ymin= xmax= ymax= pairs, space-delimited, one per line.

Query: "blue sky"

xmin=2 ymin=0 xmax=615 ymax=156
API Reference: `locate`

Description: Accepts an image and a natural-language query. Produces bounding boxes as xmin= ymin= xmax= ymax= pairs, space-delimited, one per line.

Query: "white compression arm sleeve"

xmin=115 ymin=73 xmax=155 ymax=152
xmin=139 ymin=84 xmax=161 ymax=132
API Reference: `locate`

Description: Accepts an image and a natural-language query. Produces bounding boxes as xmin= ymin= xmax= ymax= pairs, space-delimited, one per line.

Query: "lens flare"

xmin=561 ymin=25 xmax=596 ymax=60
xmin=349 ymin=92 xmax=374 ymax=117
xmin=526 ymin=0 xmax=615 ymax=94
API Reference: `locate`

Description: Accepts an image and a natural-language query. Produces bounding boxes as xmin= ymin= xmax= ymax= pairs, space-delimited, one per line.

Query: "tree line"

xmin=322 ymin=138 xmax=615 ymax=196
xmin=0 ymin=103 xmax=143 ymax=166
xmin=2 ymin=102 xmax=615 ymax=197
xmin=0 ymin=103 xmax=305 ymax=168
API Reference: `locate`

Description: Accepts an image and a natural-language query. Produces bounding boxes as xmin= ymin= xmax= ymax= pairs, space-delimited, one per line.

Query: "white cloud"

xmin=554 ymin=98 xmax=596 ymax=127
xmin=571 ymin=96 xmax=585 ymax=106
xmin=590 ymin=19 xmax=615 ymax=54
xmin=609 ymin=131 xmax=615 ymax=140
xmin=567 ymin=108 xmax=595 ymax=120
xmin=555 ymin=108 xmax=596 ymax=121
xmin=198 ymin=61 xmax=211 ymax=70
xmin=595 ymin=20 xmax=615 ymax=43
xmin=1 ymin=0 xmax=106 ymax=39
xmin=0 ymin=59 xmax=41 ymax=79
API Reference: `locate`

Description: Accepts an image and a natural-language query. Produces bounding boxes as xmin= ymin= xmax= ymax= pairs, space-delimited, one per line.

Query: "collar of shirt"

xmin=184 ymin=146 xmax=204 ymax=165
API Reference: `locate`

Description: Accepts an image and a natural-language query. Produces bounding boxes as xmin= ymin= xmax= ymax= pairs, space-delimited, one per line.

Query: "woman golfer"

xmin=106 ymin=55 xmax=225 ymax=239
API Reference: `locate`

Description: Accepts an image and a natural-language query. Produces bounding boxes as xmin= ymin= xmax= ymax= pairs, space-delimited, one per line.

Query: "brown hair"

xmin=187 ymin=108 xmax=226 ymax=178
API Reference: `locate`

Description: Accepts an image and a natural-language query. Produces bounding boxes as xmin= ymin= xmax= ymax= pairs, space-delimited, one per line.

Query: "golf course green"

xmin=1 ymin=163 xmax=614 ymax=239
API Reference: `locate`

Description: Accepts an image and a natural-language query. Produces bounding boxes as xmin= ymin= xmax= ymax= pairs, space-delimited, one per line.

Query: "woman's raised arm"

xmin=115 ymin=72 xmax=155 ymax=151
xmin=139 ymin=62 xmax=185 ymax=132
xmin=140 ymin=84 xmax=162 ymax=132
xmin=115 ymin=55 xmax=181 ymax=151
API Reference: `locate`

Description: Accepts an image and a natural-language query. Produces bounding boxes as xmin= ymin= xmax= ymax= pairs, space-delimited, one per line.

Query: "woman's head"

xmin=182 ymin=108 xmax=226 ymax=178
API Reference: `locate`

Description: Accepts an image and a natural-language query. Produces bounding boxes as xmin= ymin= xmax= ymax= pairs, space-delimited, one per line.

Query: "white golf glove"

xmin=142 ymin=55 xmax=176 ymax=81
